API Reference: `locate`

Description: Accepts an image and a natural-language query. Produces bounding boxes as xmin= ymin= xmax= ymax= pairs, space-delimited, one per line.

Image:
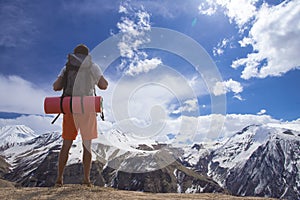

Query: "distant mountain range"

xmin=181 ymin=123 xmax=300 ymax=200
xmin=0 ymin=123 xmax=299 ymax=199
xmin=0 ymin=125 xmax=36 ymax=148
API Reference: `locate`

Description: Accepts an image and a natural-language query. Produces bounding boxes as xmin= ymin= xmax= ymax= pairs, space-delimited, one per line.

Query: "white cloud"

xmin=233 ymin=94 xmax=244 ymax=101
xmin=186 ymin=75 xmax=209 ymax=97
xmin=94 ymin=64 xmax=211 ymax=141
xmin=213 ymin=48 xmax=224 ymax=56
xmin=199 ymin=1 xmax=300 ymax=79
xmin=238 ymin=37 xmax=253 ymax=47
xmin=213 ymin=79 xmax=243 ymax=99
xmin=116 ymin=2 xmax=162 ymax=76
xmin=213 ymin=82 xmax=226 ymax=96
xmin=95 ymin=66 xmax=203 ymax=124
xmin=125 ymin=57 xmax=162 ymax=76
xmin=198 ymin=0 xmax=259 ymax=29
xmin=233 ymin=1 xmax=300 ymax=79
xmin=109 ymin=68 xmax=199 ymax=123
xmin=213 ymin=38 xmax=231 ymax=56
xmin=0 ymin=75 xmax=54 ymax=115
xmin=257 ymin=109 xmax=267 ymax=115
xmin=219 ymin=0 xmax=258 ymax=29
xmin=171 ymin=98 xmax=199 ymax=114
xmin=117 ymin=16 xmax=149 ymax=59
xmin=119 ymin=4 xmax=128 ymax=14
xmin=180 ymin=99 xmax=198 ymax=112
xmin=198 ymin=2 xmax=218 ymax=16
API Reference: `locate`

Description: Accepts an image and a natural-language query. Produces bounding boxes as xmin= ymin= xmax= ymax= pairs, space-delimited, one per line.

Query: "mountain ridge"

xmin=0 ymin=123 xmax=299 ymax=199
xmin=0 ymin=125 xmax=224 ymax=194
xmin=182 ymin=123 xmax=300 ymax=200
xmin=0 ymin=125 xmax=37 ymax=148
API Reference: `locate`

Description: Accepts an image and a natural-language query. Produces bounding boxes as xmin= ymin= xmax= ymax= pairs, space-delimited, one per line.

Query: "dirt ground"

xmin=0 ymin=184 xmax=278 ymax=200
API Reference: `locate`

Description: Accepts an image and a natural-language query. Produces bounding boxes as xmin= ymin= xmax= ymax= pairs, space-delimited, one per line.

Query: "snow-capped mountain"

xmin=1 ymin=131 xmax=62 ymax=186
xmin=0 ymin=129 xmax=107 ymax=186
xmin=2 ymin=122 xmax=299 ymax=198
xmin=92 ymin=130 xmax=223 ymax=193
xmin=0 ymin=125 xmax=37 ymax=148
xmin=0 ymin=126 xmax=223 ymax=193
xmin=96 ymin=129 xmax=159 ymax=152
xmin=182 ymin=123 xmax=300 ymax=200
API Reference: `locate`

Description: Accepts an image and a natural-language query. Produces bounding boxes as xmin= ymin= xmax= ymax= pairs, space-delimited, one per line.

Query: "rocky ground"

xmin=0 ymin=184 xmax=278 ymax=200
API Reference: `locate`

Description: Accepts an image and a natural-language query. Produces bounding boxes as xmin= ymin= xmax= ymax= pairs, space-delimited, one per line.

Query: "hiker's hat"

xmin=74 ymin=44 xmax=89 ymax=55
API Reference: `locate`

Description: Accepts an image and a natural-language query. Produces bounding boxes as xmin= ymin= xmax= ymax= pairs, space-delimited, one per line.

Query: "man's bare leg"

xmin=56 ymin=139 xmax=73 ymax=185
xmin=82 ymin=140 xmax=92 ymax=185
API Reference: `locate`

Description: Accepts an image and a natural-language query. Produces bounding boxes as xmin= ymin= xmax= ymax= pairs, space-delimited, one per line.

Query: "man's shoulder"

xmin=91 ymin=62 xmax=100 ymax=68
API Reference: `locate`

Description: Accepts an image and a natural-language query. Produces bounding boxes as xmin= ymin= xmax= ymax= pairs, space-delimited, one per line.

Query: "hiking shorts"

xmin=62 ymin=113 xmax=98 ymax=140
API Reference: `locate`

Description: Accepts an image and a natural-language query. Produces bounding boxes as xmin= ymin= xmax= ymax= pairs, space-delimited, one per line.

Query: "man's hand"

xmin=53 ymin=76 xmax=64 ymax=91
xmin=97 ymin=75 xmax=108 ymax=90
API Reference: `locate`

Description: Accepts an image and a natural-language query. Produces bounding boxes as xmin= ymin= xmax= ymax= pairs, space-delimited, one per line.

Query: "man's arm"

xmin=97 ymin=75 xmax=108 ymax=90
xmin=53 ymin=76 xmax=64 ymax=91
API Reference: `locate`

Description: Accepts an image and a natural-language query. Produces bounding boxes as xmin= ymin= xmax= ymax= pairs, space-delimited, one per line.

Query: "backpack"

xmin=62 ymin=53 xmax=94 ymax=97
xmin=51 ymin=53 xmax=104 ymax=124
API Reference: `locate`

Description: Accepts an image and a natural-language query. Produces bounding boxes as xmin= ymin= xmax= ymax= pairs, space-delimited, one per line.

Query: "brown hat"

xmin=74 ymin=44 xmax=89 ymax=55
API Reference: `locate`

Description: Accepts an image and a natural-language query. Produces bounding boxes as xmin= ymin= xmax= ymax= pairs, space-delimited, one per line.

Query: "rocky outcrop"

xmin=0 ymin=156 xmax=10 ymax=177
xmin=103 ymin=161 xmax=224 ymax=193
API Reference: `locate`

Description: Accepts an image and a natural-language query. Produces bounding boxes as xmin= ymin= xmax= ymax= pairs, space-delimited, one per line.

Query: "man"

xmin=53 ymin=44 xmax=108 ymax=187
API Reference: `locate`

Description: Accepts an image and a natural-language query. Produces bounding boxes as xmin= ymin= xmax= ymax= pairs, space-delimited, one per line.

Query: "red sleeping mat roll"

xmin=44 ymin=96 xmax=103 ymax=114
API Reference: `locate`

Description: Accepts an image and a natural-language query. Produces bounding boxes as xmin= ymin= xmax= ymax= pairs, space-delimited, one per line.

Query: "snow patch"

xmin=0 ymin=125 xmax=37 ymax=147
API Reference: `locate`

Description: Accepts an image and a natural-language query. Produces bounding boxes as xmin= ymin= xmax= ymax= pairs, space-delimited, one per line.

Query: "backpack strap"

xmin=51 ymin=96 xmax=65 ymax=124
xmin=80 ymin=96 xmax=85 ymax=114
xmin=51 ymin=113 xmax=61 ymax=124
xmin=69 ymin=96 xmax=73 ymax=114
xmin=100 ymin=111 xmax=105 ymax=121
xmin=60 ymin=96 xmax=65 ymax=114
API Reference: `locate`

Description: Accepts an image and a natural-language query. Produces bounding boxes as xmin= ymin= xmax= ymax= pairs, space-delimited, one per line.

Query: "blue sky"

xmin=0 ymin=0 xmax=300 ymax=136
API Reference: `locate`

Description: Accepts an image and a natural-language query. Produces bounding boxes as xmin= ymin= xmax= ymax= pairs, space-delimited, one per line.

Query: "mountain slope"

xmin=0 ymin=127 xmax=224 ymax=194
xmin=225 ymin=128 xmax=300 ymax=199
xmin=2 ymin=132 xmax=62 ymax=186
xmin=0 ymin=125 xmax=37 ymax=148
xmin=182 ymin=123 xmax=300 ymax=200
xmin=1 ymin=131 xmax=105 ymax=187
xmin=92 ymin=130 xmax=225 ymax=193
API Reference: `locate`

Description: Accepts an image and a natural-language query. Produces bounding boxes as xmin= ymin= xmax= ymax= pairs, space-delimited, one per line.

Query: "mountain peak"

xmin=236 ymin=124 xmax=260 ymax=135
xmin=0 ymin=125 xmax=36 ymax=147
